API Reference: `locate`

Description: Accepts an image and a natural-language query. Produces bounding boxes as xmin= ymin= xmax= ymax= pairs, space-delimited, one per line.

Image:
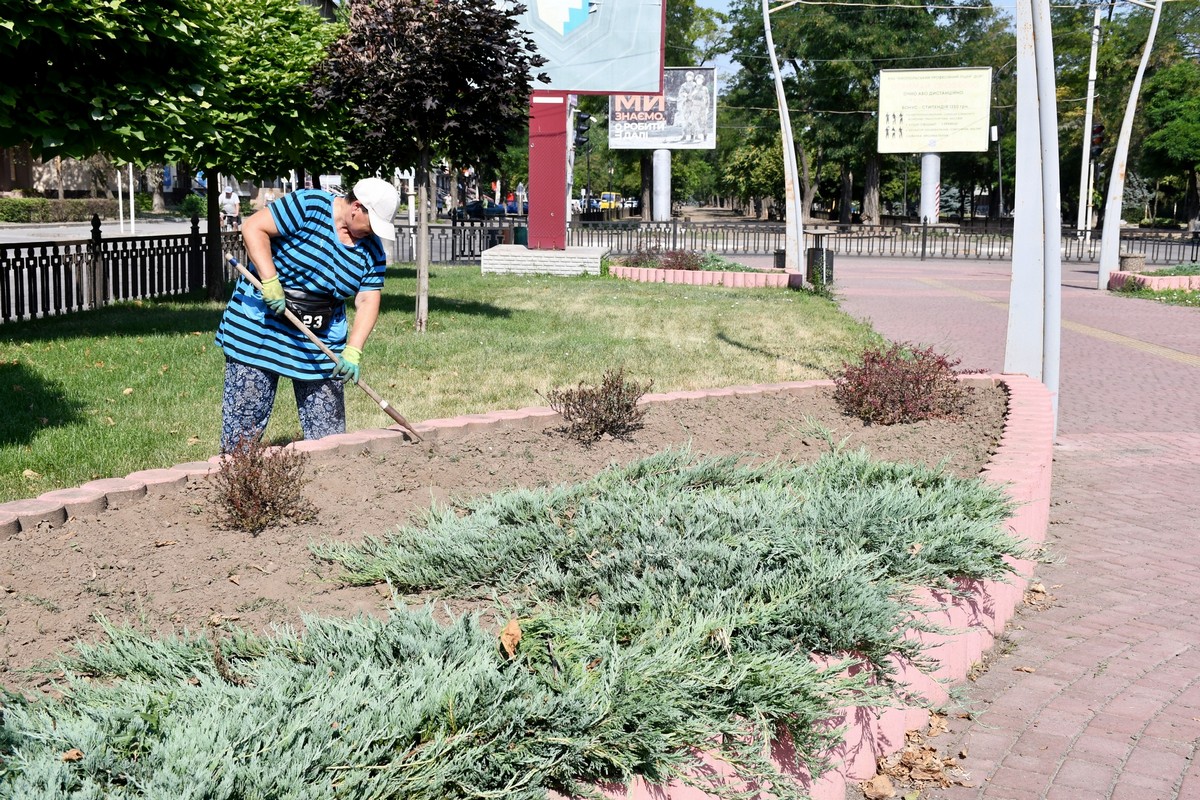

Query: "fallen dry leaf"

xmin=907 ymin=541 xmax=923 ymax=556
xmin=861 ymin=773 xmax=896 ymax=799
xmin=1030 ymin=582 xmax=1046 ymax=594
xmin=154 ymin=540 xmax=178 ymax=548
xmin=122 ymin=387 xmax=133 ymax=396
xmin=228 ymin=575 xmax=241 ymax=586
xmin=499 ymin=618 xmax=522 ymax=658
xmin=61 ymin=748 xmax=84 ymax=762
xmin=22 ymin=469 xmax=41 ymax=480
xmin=927 ymin=714 xmax=948 ymax=737
xmin=1014 ymin=666 xmax=1036 ymax=673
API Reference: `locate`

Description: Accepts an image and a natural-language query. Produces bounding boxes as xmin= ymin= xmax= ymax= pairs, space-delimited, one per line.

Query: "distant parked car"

xmin=451 ymin=198 xmax=507 ymax=219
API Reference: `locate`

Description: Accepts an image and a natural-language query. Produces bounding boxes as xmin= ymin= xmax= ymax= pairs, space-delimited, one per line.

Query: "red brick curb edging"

xmin=1107 ymin=270 xmax=1200 ymax=292
xmin=610 ymin=264 xmax=806 ymax=289
xmin=0 ymin=375 xmax=1055 ymax=798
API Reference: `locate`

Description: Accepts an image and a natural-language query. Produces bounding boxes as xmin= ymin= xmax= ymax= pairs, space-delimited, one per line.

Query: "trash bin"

xmin=806 ymin=248 xmax=833 ymax=285
xmin=515 ymin=226 xmax=528 ymax=246
xmin=773 ymin=249 xmax=786 ymax=270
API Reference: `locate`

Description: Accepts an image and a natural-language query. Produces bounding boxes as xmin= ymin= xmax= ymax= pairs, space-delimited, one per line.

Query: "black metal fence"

xmin=563 ymin=219 xmax=1200 ymax=264
xmin=0 ymin=216 xmax=243 ymax=324
xmin=4 ymin=215 xmax=1198 ymax=325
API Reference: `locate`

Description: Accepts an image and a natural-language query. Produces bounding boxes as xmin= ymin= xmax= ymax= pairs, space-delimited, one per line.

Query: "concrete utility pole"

xmin=762 ymin=0 xmax=805 ymax=271
xmin=1004 ymin=0 xmax=1062 ymax=432
xmin=1097 ymin=0 xmax=1165 ymax=288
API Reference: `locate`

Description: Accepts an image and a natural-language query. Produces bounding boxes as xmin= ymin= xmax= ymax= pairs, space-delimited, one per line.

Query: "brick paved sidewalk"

xmin=790 ymin=254 xmax=1200 ymax=800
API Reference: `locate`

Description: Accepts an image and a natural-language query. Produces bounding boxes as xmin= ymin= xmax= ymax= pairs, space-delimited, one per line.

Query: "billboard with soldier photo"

xmin=608 ymin=67 xmax=717 ymax=150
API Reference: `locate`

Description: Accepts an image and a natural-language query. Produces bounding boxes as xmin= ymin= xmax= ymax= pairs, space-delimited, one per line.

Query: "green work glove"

xmin=260 ymin=275 xmax=287 ymax=315
xmin=333 ymin=345 xmax=362 ymax=384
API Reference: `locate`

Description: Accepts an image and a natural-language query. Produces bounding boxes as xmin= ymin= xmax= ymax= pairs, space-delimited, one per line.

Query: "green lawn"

xmin=0 ymin=265 xmax=877 ymax=502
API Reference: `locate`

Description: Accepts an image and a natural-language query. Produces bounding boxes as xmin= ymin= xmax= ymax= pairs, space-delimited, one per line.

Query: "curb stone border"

xmin=0 ymin=375 xmax=1055 ymax=798
xmin=610 ymin=264 xmax=806 ymax=289
xmin=1107 ymin=270 xmax=1200 ymax=292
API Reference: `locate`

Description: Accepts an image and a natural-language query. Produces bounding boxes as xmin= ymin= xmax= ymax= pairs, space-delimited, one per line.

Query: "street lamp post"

xmin=761 ymin=0 xmax=805 ymax=272
xmin=1098 ymin=0 xmax=1164 ymax=287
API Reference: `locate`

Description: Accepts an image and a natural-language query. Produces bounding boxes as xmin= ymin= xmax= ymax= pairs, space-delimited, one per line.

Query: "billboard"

xmin=515 ymin=0 xmax=665 ymax=94
xmin=607 ymin=67 xmax=717 ymax=150
xmin=877 ymin=68 xmax=993 ymax=153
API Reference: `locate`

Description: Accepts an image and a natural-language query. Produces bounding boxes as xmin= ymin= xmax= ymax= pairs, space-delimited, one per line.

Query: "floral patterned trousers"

xmin=220 ymin=359 xmax=345 ymax=452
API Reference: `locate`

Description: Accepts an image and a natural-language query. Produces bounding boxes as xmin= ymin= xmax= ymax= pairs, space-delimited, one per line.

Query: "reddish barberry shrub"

xmin=660 ymin=249 xmax=706 ymax=271
xmin=540 ymin=367 xmax=653 ymax=442
xmin=210 ymin=437 xmax=318 ymax=533
xmin=624 ymin=247 xmax=662 ymax=269
xmin=833 ymin=342 xmax=973 ymax=425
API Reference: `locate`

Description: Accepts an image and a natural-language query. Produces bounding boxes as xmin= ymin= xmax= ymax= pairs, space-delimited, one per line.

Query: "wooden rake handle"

xmin=225 ymin=253 xmax=422 ymax=442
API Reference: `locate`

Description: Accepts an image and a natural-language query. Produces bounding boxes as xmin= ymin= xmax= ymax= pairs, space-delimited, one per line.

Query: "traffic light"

xmin=574 ymin=112 xmax=591 ymax=149
xmin=1090 ymin=124 xmax=1105 ymax=160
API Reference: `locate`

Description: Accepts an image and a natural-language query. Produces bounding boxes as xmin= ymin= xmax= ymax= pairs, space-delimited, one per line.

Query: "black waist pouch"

xmin=283 ymin=287 xmax=342 ymax=334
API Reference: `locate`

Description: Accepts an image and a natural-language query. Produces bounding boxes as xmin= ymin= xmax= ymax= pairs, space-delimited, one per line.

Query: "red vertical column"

xmin=527 ymin=91 xmax=568 ymax=250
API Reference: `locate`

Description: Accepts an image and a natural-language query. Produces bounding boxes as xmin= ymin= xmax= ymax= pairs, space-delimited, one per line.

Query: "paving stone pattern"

xmin=757 ymin=254 xmax=1200 ymax=800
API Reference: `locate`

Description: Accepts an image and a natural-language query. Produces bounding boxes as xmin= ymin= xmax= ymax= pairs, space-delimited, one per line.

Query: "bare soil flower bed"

xmin=0 ymin=384 xmax=1006 ymax=693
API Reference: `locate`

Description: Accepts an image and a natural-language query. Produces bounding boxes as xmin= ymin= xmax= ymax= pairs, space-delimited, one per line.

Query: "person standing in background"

xmin=220 ymin=186 xmax=242 ymax=232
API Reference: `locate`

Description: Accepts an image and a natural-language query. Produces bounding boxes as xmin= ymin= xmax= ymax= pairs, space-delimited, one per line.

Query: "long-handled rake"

xmin=225 ymin=253 xmax=422 ymax=442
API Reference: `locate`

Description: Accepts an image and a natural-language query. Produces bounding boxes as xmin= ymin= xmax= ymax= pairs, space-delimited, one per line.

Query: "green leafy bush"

xmin=1138 ymin=217 xmax=1183 ymax=229
xmin=0 ymin=197 xmax=118 ymax=223
xmin=177 ymin=193 xmax=206 ymax=219
xmin=540 ymin=366 xmax=652 ymax=441
xmin=833 ymin=341 xmax=974 ymax=425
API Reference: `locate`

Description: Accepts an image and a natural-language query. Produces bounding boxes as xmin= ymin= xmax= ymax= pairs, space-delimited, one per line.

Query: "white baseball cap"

xmin=352 ymin=177 xmax=398 ymax=240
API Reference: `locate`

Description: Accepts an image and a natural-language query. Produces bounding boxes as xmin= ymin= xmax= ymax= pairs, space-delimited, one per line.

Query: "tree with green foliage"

xmin=722 ymin=137 xmax=785 ymax=213
xmin=1070 ymin=1 xmax=1200 ymax=226
xmin=1140 ymin=59 xmax=1200 ymax=230
xmin=723 ymin=0 xmax=1010 ymax=224
xmin=310 ymin=0 xmax=547 ymax=332
xmin=2 ymin=0 xmax=354 ymax=298
xmin=184 ymin=0 xmax=348 ymax=298
xmin=0 ymin=0 xmax=221 ymax=161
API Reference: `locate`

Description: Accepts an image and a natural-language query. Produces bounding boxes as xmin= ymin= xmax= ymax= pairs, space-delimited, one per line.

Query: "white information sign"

xmin=877 ymin=68 xmax=993 ymax=153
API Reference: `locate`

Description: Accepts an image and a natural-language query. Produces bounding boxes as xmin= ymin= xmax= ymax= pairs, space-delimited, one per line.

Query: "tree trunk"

xmin=838 ymin=165 xmax=853 ymax=225
xmin=415 ymin=149 xmax=431 ymax=333
xmin=148 ymin=165 xmax=166 ymax=213
xmin=1189 ymin=169 xmax=1199 ymax=232
xmin=54 ymin=157 xmax=64 ymax=200
xmin=862 ymin=155 xmax=880 ymax=226
xmin=206 ymin=181 xmax=225 ymax=301
xmin=640 ymin=153 xmax=652 ymax=217
xmin=797 ymin=140 xmax=816 ymax=224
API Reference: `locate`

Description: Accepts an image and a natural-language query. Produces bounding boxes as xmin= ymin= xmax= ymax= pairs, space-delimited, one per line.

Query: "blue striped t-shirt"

xmin=215 ymin=189 xmax=387 ymax=381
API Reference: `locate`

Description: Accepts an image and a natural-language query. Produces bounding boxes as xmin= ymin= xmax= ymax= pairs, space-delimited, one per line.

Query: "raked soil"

xmin=0 ymin=384 xmax=1007 ymax=693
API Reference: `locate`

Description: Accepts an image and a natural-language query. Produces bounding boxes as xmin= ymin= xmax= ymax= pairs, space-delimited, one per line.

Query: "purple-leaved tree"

xmin=311 ymin=0 xmax=547 ymax=331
